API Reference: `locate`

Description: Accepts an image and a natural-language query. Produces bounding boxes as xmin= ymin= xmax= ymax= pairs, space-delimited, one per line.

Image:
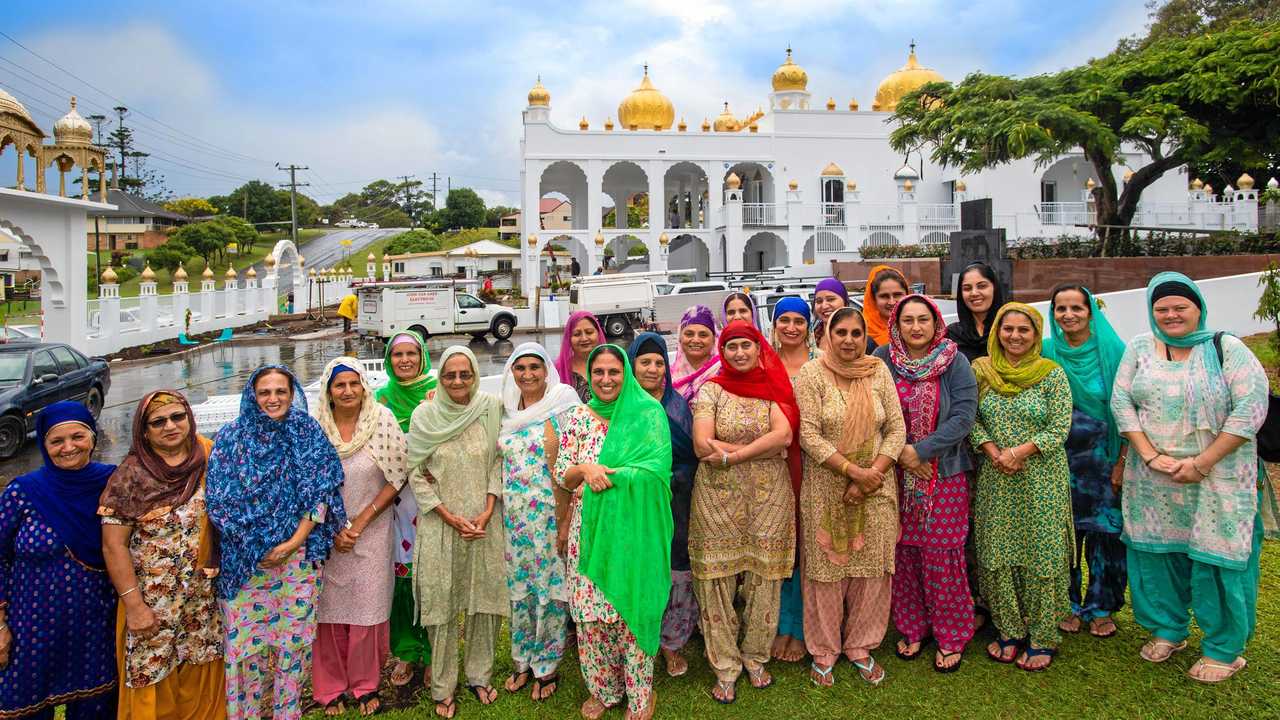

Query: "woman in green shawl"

xmin=406 ymin=345 xmax=506 ymax=718
xmin=1042 ymin=285 xmax=1129 ymax=640
xmin=970 ymin=303 xmax=1073 ymax=671
xmin=553 ymin=344 xmax=672 ymax=720
xmin=375 ymin=331 xmax=437 ymax=689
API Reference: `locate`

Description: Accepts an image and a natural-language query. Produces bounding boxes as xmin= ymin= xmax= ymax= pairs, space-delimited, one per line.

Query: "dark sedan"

xmin=0 ymin=343 xmax=111 ymax=458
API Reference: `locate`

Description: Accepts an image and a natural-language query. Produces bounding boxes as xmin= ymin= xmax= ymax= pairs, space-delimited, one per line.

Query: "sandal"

xmin=851 ymin=656 xmax=886 ymax=686
xmin=504 ymin=669 xmax=531 ymax=693
xmin=531 ymin=673 xmax=559 ymax=702
xmin=934 ymin=649 xmax=964 ymax=674
xmin=1058 ymin=615 xmax=1083 ymax=634
xmin=663 ymin=649 xmax=688 ymax=677
xmin=1016 ymin=646 xmax=1057 ymax=672
xmin=580 ymin=697 xmax=609 ymax=720
xmin=1187 ymin=656 xmax=1247 ymax=683
xmin=810 ymin=662 xmax=835 ymax=687
xmin=434 ymin=697 xmax=456 ymax=719
xmin=465 ymin=684 xmax=497 ymax=705
xmin=746 ymin=664 xmax=773 ymax=689
xmin=390 ymin=661 xmax=414 ymax=687
xmin=711 ymin=679 xmax=736 ymax=704
xmin=895 ymin=635 xmax=934 ymax=660
xmin=324 ymin=696 xmax=347 ymax=717
xmin=1140 ymin=637 xmax=1187 ymax=663
xmin=1089 ymin=616 xmax=1118 ymax=638
xmin=986 ymin=635 xmax=1024 ymax=664
xmin=354 ymin=692 xmax=382 ymax=717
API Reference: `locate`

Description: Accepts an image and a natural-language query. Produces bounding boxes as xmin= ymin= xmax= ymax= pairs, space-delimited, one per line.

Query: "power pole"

xmin=428 ymin=172 xmax=440 ymax=211
xmin=397 ymin=174 xmax=417 ymax=228
xmin=86 ymin=112 xmax=108 ymax=280
xmin=276 ymin=163 xmax=310 ymax=245
xmin=113 ymin=106 xmax=129 ymax=179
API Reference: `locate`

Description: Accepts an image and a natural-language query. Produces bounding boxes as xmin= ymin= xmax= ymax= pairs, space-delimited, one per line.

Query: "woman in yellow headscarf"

xmin=969 ymin=303 xmax=1073 ymax=672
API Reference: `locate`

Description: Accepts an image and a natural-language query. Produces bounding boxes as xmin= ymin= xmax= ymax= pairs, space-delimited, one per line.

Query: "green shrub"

xmin=861 ymin=243 xmax=948 ymax=259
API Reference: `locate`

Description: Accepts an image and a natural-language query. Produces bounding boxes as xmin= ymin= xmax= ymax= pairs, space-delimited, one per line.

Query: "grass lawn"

xmin=260 ymin=228 xmax=328 ymax=247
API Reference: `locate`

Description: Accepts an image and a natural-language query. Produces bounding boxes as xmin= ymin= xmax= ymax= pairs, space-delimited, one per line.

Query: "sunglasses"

xmin=146 ymin=410 xmax=189 ymax=430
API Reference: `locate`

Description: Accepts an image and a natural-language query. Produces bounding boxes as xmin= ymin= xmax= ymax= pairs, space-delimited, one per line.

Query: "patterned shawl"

xmin=972 ymin=303 xmax=1058 ymax=398
xmin=99 ymin=391 xmax=209 ymax=522
xmin=206 ymin=365 xmax=347 ymax=600
xmin=375 ymin=330 xmax=436 ymax=432
xmin=886 ymin=295 xmax=958 ymax=524
xmin=500 ymin=342 xmax=581 ymax=439
xmin=315 ymin=357 xmax=408 ymax=489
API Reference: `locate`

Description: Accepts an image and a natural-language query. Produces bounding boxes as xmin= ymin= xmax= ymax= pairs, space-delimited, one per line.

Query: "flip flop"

xmin=1089 ymin=617 xmax=1118 ymax=638
xmin=711 ymin=679 xmax=736 ymax=704
xmin=851 ymin=656 xmax=886 ymax=686
xmin=531 ymin=673 xmax=559 ymax=702
xmin=1017 ymin=646 xmax=1057 ymax=672
xmin=434 ymin=697 xmax=456 ymax=719
xmin=354 ymin=692 xmax=383 ymax=716
xmin=810 ymin=662 xmax=835 ymax=687
xmin=987 ymin=636 xmax=1025 ymax=664
xmin=895 ymin=634 xmax=935 ymax=660
xmin=1188 ymin=656 xmax=1247 ymax=683
xmin=934 ymin=649 xmax=964 ymax=674
xmin=505 ymin=669 xmax=531 ymax=693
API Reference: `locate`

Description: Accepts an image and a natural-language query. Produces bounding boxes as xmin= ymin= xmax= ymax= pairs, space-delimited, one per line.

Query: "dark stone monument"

xmin=943 ymin=198 xmax=1013 ymax=295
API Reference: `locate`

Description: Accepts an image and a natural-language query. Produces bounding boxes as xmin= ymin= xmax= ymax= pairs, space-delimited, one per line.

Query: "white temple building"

xmin=517 ymin=45 xmax=1260 ymax=297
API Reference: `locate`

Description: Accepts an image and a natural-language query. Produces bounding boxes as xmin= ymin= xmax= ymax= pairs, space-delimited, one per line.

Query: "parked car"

xmin=0 ymin=342 xmax=111 ymax=458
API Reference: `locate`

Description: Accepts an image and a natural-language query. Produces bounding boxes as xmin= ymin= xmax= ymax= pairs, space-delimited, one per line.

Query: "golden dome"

xmin=308 ymin=268 xmax=317 ymax=278
xmin=527 ymin=77 xmax=550 ymax=107
xmin=903 ymin=179 xmax=914 ymax=192
xmin=579 ymin=116 xmax=589 ymax=131
xmin=246 ymin=266 xmax=257 ymax=278
xmin=849 ymin=98 xmax=859 ymax=111
xmin=0 ymin=87 xmax=38 ymax=129
xmin=955 ymin=179 xmax=967 ymax=192
xmin=594 ymin=231 xmax=605 ymax=246
xmin=726 ymin=172 xmax=742 ymax=190
xmin=701 ymin=117 xmax=710 ymax=132
xmin=618 ymin=66 xmax=674 ymax=131
xmin=265 ymin=254 xmax=276 ymax=267
xmin=174 ymin=265 xmax=189 ymax=281
xmin=713 ymin=102 xmax=742 ymax=132
xmin=527 ymin=233 xmax=538 ymax=247
xmin=846 ymin=180 xmax=857 ymax=191
xmin=748 ymin=122 xmax=759 ymax=133
xmin=1085 ymin=177 xmax=1096 ymax=190
xmin=224 ymin=266 xmax=237 ymax=280
xmin=1190 ymin=178 xmax=1204 ymax=190
xmin=140 ymin=263 xmax=156 ymax=282
xmin=771 ymin=48 xmax=808 ymax=92
xmin=677 ymin=117 xmax=687 ymax=132
xmin=1203 ymin=184 xmax=1214 ymax=195
xmin=658 ymin=232 xmax=669 ymax=246
xmin=826 ymin=97 xmax=836 ymax=111
xmin=873 ymin=44 xmax=945 ymax=113
xmin=788 ymin=179 xmax=798 ymax=191
xmin=100 ymin=265 xmax=118 ymax=284
xmin=201 ymin=264 xmax=214 ymax=279
xmin=53 ymin=97 xmax=93 ymax=145
xmin=820 ymin=162 xmax=844 ymax=177
xmin=1238 ymin=173 xmax=1255 ymax=190
xmin=604 ymin=116 xmax=614 ymax=131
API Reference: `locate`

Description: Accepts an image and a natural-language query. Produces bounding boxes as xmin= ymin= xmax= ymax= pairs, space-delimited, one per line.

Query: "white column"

xmin=171 ymin=282 xmax=190 ymax=334
xmin=586 ymin=160 xmax=604 ymax=273
xmin=845 ymin=187 xmax=865 ymax=253
xmin=705 ymin=161 xmax=722 ymax=231
xmin=522 ymin=161 xmax=544 ymax=297
xmin=224 ymin=275 xmax=238 ymax=316
xmin=99 ymin=284 xmax=120 ymax=341
xmin=138 ymin=279 xmax=158 ymax=331
xmin=725 ymin=187 xmax=744 ymax=273
xmin=200 ymin=278 xmax=217 ymax=322
xmin=786 ymin=186 xmax=805 ymax=267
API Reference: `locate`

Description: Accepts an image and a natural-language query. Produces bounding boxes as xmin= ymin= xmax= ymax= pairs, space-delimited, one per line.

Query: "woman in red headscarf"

xmin=688 ymin=320 xmax=799 ymax=704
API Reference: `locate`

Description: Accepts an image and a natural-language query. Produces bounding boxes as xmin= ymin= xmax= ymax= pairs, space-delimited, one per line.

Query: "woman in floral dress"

xmin=497 ymin=342 xmax=580 ymax=701
xmin=555 ymin=345 xmax=672 ymax=720
xmin=970 ymin=304 xmax=1072 ymax=672
xmin=100 ymin=391 xmax=224 ymax=719
xmin=1111 ymin=272 xmax=1268 ymax=683
xmin=206 ymin=366 xmax=346 ymax=720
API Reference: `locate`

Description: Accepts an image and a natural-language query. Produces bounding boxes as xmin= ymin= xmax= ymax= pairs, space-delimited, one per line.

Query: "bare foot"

xmin=1058 ymin=615 xmax=1082 ymax=633
xmin=390 ymin=660 xmax=413 ymax=687
xmin=770 ymin=634 xmax=790 ymax=660
xmin=662 ymin=648 xmax=688 ymax=677
xmin=624 ymin=690 xmax=656 ymax=720
xmin=782 ymin=635 xmax=806 ymax=662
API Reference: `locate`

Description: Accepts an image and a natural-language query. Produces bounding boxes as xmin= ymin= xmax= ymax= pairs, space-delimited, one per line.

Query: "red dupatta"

xmin=707 ymin=320 xmax=803 ymax=498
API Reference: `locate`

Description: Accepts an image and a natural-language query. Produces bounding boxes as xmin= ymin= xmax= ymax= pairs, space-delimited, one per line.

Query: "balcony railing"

xmin=742 ymin=203 xmax=779 ymax=226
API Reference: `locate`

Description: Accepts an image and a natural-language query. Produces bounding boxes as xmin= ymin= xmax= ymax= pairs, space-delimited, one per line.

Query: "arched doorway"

xmin=723 ymin=162 xmax=774 ymax=205
xmin=743 ymin=231 xmax=785 ymax=271
xmin=607 ymin=234 xmax=649 ymax=272
xmin=547 ymin=234 xmax=591 ymax=282
xmin=603 ymin=162 xmax=650 ymax=230
xmin=664 ymin=162 xmax=709 ymax=230
xmin=539 ymin=161 xmax=588 ymax=230
xmin=668 ymin=233 xmax=710 ymax=277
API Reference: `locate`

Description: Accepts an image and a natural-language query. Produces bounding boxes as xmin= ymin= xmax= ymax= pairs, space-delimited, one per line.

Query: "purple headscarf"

xmin=555 ymin=310 xmax=605 ymax=384
xmin=672 ymin=304 xmax=720 ymax=401
xmin=814 ymin=277 xmax=850 ymax=303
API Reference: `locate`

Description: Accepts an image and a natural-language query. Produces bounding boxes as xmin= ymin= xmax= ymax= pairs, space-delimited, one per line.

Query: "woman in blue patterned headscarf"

xmin=206 ymin=365 xmax=346 ymax=720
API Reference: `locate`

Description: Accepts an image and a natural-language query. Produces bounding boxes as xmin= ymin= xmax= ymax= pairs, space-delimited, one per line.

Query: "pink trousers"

xmin=312 ymin=622 xmax=391 ymax=704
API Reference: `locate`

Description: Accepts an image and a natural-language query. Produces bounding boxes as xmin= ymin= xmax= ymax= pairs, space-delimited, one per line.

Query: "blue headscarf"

xmin=1147 ymin=272 xmax=1216 ymax=348
xmin=206 ymin=365 xmax=347 ymax=599
xmin=10 ymin=401 xmax=114 ymax=568
xmin=627 ymin=332 xmax=695 ymax=475
xmin=772 ymin=295 xmax=811 ymax=324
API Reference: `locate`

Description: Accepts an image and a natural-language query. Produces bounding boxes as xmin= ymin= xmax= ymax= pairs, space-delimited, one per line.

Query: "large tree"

xmin=210 ymin=180 xmax=289 ymax=226
xmin=169 ymin=221 xmax=235 ymax=265
xmin=163 ymin=197 xmax=217 ymax=218
xmin=889 ymin=21 xmax=1280 ymax=255
xmin=440 ymin=188 xmax=487 ymax=230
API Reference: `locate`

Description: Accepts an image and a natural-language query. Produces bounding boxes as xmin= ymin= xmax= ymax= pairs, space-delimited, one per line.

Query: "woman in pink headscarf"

xmin=671 ymin=305 xmax=720 ymax=403
xmin=555 ymin=311 xmax=605 ymax=402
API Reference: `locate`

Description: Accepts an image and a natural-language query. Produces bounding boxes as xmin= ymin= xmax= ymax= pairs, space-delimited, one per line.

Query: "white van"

xmin=356 ymin=279 xmax=518 ymax=341
xmin=569 ymin=271 xmax=664 ymax=336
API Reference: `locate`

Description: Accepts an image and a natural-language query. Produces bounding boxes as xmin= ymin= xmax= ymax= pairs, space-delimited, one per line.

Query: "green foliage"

xmin=861 ymin=244 xmax=949 ymax=259
xmin=485 ymin=205 xmax=518 ymax=227
xmin=384 ymin=229 xmax=442 ymax=256
xmin=441 ymin=188 xmax=487 ymax=230
xmin=1126 ymin=0 xmax=1280 ymax=49
xmin=163 ymin=197 xmax=217 ymax=217
xmin=1009 ymin=231 xmax=1280 ymax=258
xmin=147 ymin=240 xmax=197 ymax=272
xmin=889 ymin=21 xmax=1280 ymax=255
xmin=603 ymin=194 xmax=649 ymax=229
xmin=170 ymin=221 xmax=235 ymax=264
xmin=1262 ymin=187 xmax=1280 ymax=205
xmin=210 ymin=181 xmax=290 ymax=225
xmin=211 ymin=215 xmax=259 ymax=254
xmin=1255 ymin=261 xmax=1280 ymax=350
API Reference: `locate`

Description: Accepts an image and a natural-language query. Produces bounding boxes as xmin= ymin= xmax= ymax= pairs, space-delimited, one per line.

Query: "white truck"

xmin=355 ymin=279 xmax=518 ymax=341
xmin=569 ymin=271 xmax=663 ymax=337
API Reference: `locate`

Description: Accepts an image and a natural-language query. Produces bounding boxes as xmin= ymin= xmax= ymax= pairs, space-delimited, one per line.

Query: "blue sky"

xmin=2 ymin=0 xmax=1150 ymax=207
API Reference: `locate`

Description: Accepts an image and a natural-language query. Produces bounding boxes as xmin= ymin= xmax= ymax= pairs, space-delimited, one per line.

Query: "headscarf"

xmin=708 ymin=321 xmax=802 ymax=497
xmin=627 ymin=332 xmax=695 ymax=475
xmin=500 ymin=342 xmax=581 ymax=438
xmin=11 ymin=402 xmax=114 ymax=568
xmin=862 ymin=265 xmax=906 ymax=347
xmin=407 ymin=346 xmax=502 ymax=478
xmin=205 ymin=365 xmax=346 ymax=600
xmin=949 ymin=262 xmax=1007 ymax=360
xmin=99 ymin=391 xmax=210 ymax=523
xmin=720 ymin=292 xmax=759 ymax=331
xmin=771 ymin=295 xmax=815 ymax=357
xmin=672 ymin=304 xmax=720 ymax=402
xmin=554 ymin=311 xmax=605 ymax=386
xmin=885 ymin=296 xmax=958 ymax=525
xmin=819 ymin=308 xmax=885 ymax=465
xmin=1042 ymin=287 xmax=1127 ymax=462
xmin=1144 ymin=272 xmax=1229 ymax=436
xmin=315 ymin=357 xmax=408 ymax=486
xmin=812 ymin=278 xmax=849 ymax=345
xmin=972 ymin=303 xmax=1058 ymax=398
xmin=375 ymin=330 xmax=436 ymax=432
xmin=579 ymin=344 xmax=673 ymax=656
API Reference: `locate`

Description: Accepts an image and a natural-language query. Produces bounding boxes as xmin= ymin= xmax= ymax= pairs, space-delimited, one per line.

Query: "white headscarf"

xmin=313 ymin=356 xmax=408 ymax=490
xmin=500 ymin=342 xmax=581 ymax=439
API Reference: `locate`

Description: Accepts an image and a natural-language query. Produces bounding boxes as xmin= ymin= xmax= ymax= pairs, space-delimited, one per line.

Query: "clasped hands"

xmin=1147 ymin=453 xmax=1208 ymax=484
xmin=842 ymin=462 xmax=884 ymax=504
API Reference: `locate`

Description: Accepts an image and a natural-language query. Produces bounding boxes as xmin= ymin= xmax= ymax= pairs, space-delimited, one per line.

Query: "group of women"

xmin=0 ymin=264 xmax=1270 ymax=720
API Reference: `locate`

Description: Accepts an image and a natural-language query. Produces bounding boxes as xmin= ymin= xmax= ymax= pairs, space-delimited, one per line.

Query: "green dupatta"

xmin=1042 ymin=288 xmax=1127 ymax=462
xmin=580 ymin=344 xmax=673 ymax=655
xmin=375 ymin=330 xmax=437 ymax=432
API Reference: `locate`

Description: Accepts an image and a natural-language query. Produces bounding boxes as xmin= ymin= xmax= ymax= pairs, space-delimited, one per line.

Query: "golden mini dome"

xmin=771 ymin=48 xmax=808 ymax=92
xmin=849 ymin=98 xmax=859 ymax=111
xmin=367 ymin=252 xmax=376 ymax=261
xmin=53 ymin=97 xmax=93 ymax=145
xmin=1085 ymin=178 xmax=1096 ymax=190
xmin=604 ymin=116 xmax=614 ymax=131
xmin=224 ymin=266 xmax=237 ymax=279
xmin=594 ymin=231 xmax=605 ymax=246
xmin=701 ymin=117 xmax=711 ymax=132
xmin=140 ymin=263 xmax=156 ymax=282
xmin=246 ymin=266 xmax=257 ymax=278
xmin=100 ymin=265 xmax=118 ymax=284
xmin=265 ymin=254 xmax=276 ymax=267
xmin=955 ymin=179 xmax=967 ymax=192
xmin=903 ymin=179 xmax=914 ymax=192
xmin=298 ymin=255 xmax=306 ymax=267
xmin=821 ymin=162 xmax=844 ymax=177
xmin=658 ymin=232 xmax=669 ymax=246
xmin=873 ymin=44 xmax=945 ymax=113
xmin=527 ymin=77 xmax=550 ymax=107
xmin=579 ymin=116 xmax=589 ymax=131
xmin=527 ymin=233 xmax=538 ymax=247
xmin=677 ymin=117 xmax=687 ymax=132
xmin=1238 ymin=173 xmax=1255 ymax=190
xmin=726 ymin=172 xmax=742 ymax=190
xmin=173 ymin=265 xmax=189 ymax=281
xmin=713 ymin=102 xmax=741 ymax=132
xmin=1203 ymin=184 xmax=1214 ymax=195
xmin=788 ymin=179 xmax=798 ymax=191
xmin=618 ymin=65 xmax=674 ymax=131
xmin=202 ymin=264 xmax=214 ymax=279
xmin=1123 ymin=169 xmax=1134 ymax=183
xmin=846 ymin=180 xmax=857 ymax=191
xmin=1190 ymin=178 xmax=1204 ymax=190
xmin=826 ymin=97 xmax=836 ymax=111
xmin=0 ymin=87 xmax=37 ymax=128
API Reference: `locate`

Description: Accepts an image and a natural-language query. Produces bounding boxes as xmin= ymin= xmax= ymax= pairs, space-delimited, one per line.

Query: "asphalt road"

xmin=250 ymin=227 xmax=403 ymax=280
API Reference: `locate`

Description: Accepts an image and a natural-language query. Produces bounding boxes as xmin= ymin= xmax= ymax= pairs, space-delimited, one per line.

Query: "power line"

xmin=277 ymin=163 xmax=310 ymax=245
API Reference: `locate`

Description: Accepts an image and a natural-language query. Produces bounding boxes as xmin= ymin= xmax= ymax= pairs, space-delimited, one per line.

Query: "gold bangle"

xmin=839 ymin=460 xmax=850 ymax=477
xmin=119 ymin=586 xmax=139 ymax=599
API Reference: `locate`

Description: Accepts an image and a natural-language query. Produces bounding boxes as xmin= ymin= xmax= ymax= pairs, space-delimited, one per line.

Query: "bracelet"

xmin=1192 ymin=458 xmax=1210 ymax=477
xmin=119 ymin=586 xmax=139 ymax=599
xmin=1143 ymin=454 xmax=1159 ymax=466
xmin=839 ymin=460 xmax=850 ymax=477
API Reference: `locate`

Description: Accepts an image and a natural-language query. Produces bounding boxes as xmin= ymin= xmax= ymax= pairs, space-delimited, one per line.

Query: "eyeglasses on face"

xmin=146 ymin=411 xmax=189 ymax=430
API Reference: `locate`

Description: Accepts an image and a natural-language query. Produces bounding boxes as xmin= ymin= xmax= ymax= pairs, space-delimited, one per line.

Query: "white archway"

xmin=865 ymin=231 xmax=900 ymax=248
xmin=744 ymin=231 xmax=785 ymax=271
xmin=607 ymin=234 xmax=649 ymax=272
xmin=539 ymin=161 xmax=588 ymax=230
xmin=668 ymin=233 xmax=710 ymax=277
xmin=664 ymin=162 xmax=709 ymax=230
xmin=547 ymin=234 xmax=591 ymax=278
xmin=602 ymin=161 xmax=649 ymax=230
xmin=724 ymin=162 xmax=775 ymax=205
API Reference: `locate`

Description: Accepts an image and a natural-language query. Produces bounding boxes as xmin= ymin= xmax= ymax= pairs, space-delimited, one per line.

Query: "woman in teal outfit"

xmin=1110 ymin=272 xmax=1268 ymax=683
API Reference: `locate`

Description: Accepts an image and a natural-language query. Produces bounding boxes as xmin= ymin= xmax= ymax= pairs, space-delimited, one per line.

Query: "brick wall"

xmin=1010 ymin=254 xmax=1280 ymax=302
xmin=830 ymin=258 xmax=943 ymax=294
